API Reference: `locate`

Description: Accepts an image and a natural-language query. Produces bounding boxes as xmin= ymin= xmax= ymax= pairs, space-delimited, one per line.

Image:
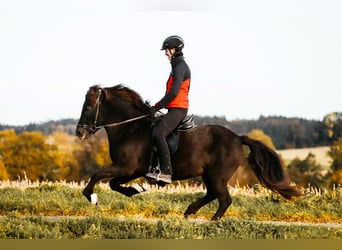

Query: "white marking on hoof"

xmin=90 ymin=193 xmax=98 ymax=205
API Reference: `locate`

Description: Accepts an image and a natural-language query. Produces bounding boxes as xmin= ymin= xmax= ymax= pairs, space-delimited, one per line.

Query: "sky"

xmin=0 ymin=0 xmax=341 ymax=125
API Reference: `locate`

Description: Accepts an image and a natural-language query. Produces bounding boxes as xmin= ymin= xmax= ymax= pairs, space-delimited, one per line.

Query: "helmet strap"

xmin=170 ymin=48 xmax=176 ymax=60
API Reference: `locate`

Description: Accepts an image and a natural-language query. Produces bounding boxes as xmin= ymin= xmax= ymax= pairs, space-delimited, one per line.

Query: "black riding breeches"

xmin=153 ymin=108 xmax=188 ymax=170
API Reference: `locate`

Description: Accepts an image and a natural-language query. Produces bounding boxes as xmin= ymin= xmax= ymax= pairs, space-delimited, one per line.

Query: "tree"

xmin=46 ymin=131 xmax=77 ymax=180
xmin=0 ymin=161 xmax=9 ymax=180
xmin=71 ymin=129 xmax=111 ymax=181
xmin=327 ymin=136 xmax=342 ymax=186
xmin=287 ymin=153 xmax=326 ymax=188
xmin=0 ymin=130 xmax=63 ymax=180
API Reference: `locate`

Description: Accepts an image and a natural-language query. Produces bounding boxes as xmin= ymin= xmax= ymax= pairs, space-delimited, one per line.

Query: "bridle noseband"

xmin=77 ymin=88 xmax=149 ymax=134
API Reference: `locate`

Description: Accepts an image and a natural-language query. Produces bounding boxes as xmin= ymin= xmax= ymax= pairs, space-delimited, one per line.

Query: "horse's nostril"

xmin=76 ymin=128 xmax=82 ymax=137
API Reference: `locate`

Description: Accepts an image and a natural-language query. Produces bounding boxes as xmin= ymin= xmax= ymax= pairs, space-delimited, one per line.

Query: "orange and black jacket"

xmin=155 ymin=56 xmax=191 ymax=110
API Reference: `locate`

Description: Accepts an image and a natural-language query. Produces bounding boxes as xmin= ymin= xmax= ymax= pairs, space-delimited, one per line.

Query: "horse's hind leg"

xmin=184 ymin=192 xmax=216 ymax=218
xmin=184 ymin=175 xmax=217 ymax=218
xmin=211 ymin=184 xmax=232 ymax=220
xmin=184 ymin=174 xmax=232 ymax=220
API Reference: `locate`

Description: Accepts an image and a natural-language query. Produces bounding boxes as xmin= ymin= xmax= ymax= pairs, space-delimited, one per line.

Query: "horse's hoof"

xmin=90 ymin=193 xmax=98 ymax=205
xmin=146 ymin=177 xmax=158 ymax=185
xmin=82 ymin=190 xmax=91 ymax=202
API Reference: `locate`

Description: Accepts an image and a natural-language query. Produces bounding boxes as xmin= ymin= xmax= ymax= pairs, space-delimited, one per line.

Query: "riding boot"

xmin=156 ymin=153 xmax=173 ymax=183
xmin=146 ymin=154 xmax=173 ymax=184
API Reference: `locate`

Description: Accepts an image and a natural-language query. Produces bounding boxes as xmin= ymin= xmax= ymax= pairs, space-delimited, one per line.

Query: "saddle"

xmin=151 ymin=114 xmax=196 ymax=155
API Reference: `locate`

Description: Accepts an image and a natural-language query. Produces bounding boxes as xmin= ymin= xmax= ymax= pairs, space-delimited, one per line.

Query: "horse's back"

xmin=179 ymin=124 xmax=241 ymax=147
xmin=173 ymin=125 xmax=244 ymax=179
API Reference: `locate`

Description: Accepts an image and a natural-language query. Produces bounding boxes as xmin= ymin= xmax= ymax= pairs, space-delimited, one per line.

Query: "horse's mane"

xmin=89 ymin=84 xmax=150 ymax=112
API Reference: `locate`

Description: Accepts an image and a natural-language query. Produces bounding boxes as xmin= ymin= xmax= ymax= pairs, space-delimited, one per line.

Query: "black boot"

xmin=159 ymin=154 xmax=173 ymax=183
xmin=158 ymin=165 xmax=173 ymax=183
xmin=146 ymin=155 xmax=173 ymax=184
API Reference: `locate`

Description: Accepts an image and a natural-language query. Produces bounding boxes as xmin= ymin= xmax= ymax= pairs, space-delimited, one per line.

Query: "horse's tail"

xmin=241 ymin=135 xmax=302 ymax=199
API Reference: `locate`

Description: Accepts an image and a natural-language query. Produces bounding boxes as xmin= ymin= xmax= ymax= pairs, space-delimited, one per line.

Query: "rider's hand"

xmin=151 ymin=102 xmax=162 ymax=116
xmin=150 ymin=106 xmax=157 ymax=116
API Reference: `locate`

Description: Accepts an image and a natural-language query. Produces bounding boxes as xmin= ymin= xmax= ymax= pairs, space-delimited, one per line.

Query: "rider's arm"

xmin=155 ymin=62 xmax=186 ymax=109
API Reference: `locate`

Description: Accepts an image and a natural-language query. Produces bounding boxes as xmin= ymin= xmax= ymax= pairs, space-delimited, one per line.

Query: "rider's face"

xmin=165 ymin=48 xmax=175 ymax=61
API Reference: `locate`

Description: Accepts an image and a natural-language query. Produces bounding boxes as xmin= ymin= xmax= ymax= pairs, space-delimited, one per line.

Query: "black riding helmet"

xmin=161 ymin=35 xmax=184 ymax=51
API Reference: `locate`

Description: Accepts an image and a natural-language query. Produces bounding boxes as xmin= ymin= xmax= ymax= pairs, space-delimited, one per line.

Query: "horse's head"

xmin=76 ymin=84 xmax=151 ymax=140
xmin=76 ymin=85 xmax=104 ymax=140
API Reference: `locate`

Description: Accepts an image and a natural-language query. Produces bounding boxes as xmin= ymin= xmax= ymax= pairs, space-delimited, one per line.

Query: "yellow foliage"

xmin=0 ymin=129 xmax=67 ymax=181
xmin=331 ymin=169 xmax=342 ymax=185
xmin=94 ymin=138 xmax=110 ymax=166
xmin=0 ymin=161 xmax=9 ymax=180
xmin=247 ymin=129 xmax=276 ymax=150
xmin=47 ymin=131 xmax=76 ymax=154
xmin=0 ymin=128 xmax=114 ymax=181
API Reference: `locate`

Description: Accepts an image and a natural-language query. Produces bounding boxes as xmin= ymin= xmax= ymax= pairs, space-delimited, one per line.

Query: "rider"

xmin=146 ymin=35 xmax=191 ymax=184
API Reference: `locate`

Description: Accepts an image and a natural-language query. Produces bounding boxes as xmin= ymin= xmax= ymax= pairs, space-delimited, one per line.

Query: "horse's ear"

xmin=100 ymin=88 xmax=107 ymax=101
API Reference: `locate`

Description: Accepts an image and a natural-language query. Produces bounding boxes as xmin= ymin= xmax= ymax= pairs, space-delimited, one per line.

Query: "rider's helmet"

xmin=161 ymin=35 xmax=184 ymax=51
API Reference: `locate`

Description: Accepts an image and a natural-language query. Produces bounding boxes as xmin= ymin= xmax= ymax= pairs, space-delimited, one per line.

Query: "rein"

xmin=94 ymin=114 xmax=150 ymax=129
xmin=77 ymin=88 xmax=150 ymax=133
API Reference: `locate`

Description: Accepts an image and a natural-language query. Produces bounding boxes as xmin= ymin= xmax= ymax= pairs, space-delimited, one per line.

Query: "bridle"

xmin=77 ymin=88 xmax=149 ymax=134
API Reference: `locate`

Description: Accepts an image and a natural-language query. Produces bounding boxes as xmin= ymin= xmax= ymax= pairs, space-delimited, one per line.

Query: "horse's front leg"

xmin=109 ymin=176 xmax=146 ymax=197
xmin=82 ymin=164 xmax=124 ymax=203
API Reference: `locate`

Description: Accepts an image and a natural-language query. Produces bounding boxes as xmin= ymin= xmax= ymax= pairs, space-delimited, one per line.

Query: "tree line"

xmin=2 ymin=112 xmax=341 ymax=149
xmin=195 ymin=112 xmax=342 ymax=149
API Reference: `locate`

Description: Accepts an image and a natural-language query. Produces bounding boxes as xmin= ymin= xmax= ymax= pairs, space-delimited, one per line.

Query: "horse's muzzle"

xmin=75 ymin=125 xmax=89 ymax=140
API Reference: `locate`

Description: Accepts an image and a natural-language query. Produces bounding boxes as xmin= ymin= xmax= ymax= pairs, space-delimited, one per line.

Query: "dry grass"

xmin=277 ymin=146 xmax=331 ymax=166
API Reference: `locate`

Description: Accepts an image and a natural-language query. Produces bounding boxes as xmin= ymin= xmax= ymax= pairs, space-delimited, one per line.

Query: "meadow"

xmin=277 ymin=146 xmax=331 ymax=166
xmin=1 ymin=179 xmax=342 ymax=239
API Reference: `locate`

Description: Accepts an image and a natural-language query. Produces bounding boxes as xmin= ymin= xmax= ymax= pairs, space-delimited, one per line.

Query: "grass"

xmin=1 ymin=213 xmax=342 ymax=239
xmin=1 ymin=180 xmax=342 ymax=238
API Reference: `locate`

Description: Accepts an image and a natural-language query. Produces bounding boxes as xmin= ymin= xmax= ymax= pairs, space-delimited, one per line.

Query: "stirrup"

xmin=148 ymin=165 xmax=161 ymax=175
xmin=157 ymin=173 xmax=172 ymax=184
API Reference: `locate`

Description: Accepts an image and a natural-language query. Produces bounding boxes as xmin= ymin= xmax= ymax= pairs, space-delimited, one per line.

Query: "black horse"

xmin=76 ymin=85 xmax=301 ymax=220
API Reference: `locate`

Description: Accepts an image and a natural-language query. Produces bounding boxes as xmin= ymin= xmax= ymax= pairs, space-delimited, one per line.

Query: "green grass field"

xmin=1 ymin=180 xmax=342 ymax=239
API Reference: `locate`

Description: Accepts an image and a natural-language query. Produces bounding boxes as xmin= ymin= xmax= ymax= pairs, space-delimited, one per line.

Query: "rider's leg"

xmin=146 ymin=108 xmax=187 ymax=183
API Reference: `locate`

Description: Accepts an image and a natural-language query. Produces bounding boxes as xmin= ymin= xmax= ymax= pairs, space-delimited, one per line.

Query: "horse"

xmin=75 ymin=84 xmax=301 ymax=220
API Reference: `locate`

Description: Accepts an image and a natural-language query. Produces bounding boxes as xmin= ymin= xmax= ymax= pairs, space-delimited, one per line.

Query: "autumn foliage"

xmin=0 ymin=129 xmax=110 ymax=181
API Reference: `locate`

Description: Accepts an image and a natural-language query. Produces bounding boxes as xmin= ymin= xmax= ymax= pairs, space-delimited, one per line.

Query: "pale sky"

xmin=0 ymin=0 xmax=341 ymax=125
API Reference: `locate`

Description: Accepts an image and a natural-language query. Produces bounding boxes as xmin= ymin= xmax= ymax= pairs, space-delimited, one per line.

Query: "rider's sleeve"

xmin=155 ymin=62 xmax=186 ymax=109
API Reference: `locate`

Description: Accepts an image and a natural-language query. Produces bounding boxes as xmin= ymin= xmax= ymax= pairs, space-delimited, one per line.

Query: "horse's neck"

xmin=102 ymin=100 xmax=151 ymax=158
xmin=104 ymin=121 xmax=151 ymax=148
xmin=104 ymin=121 xmax=150 ymax=164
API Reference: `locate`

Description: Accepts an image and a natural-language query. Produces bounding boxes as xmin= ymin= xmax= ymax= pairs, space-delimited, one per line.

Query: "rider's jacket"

xmin=156 ymin=56 xmax=191 ymax=109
